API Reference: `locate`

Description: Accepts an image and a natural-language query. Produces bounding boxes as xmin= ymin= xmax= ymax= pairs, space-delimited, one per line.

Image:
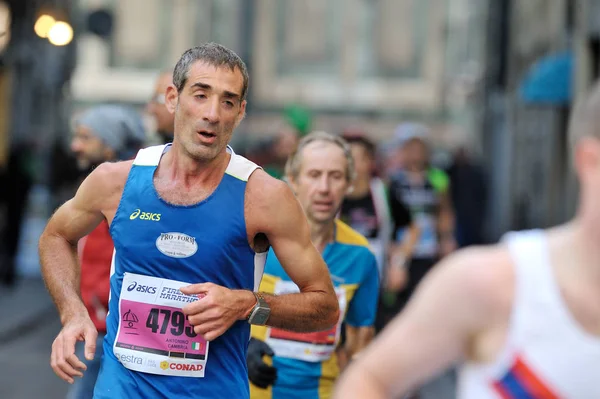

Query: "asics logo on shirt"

xmin=129 ymin=208 xmax=161 ymax=221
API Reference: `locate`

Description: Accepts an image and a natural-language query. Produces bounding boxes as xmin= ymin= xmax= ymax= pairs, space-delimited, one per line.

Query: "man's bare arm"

xmin=40 ymin=162 xmax=126 ymax=321
xmin=248 ymin=172 xmax=340 ymax=332
xmin=333 ymin=247 xmax=510 ymax=398
xmin=40 ymin=161 xmax=129 ymax=383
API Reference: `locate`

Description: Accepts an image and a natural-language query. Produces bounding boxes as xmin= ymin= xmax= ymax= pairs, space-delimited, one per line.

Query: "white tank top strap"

xmin=132 ymin=144 xmax=260 ymax=180
xmin=225 ymin=145 xmax=261 ymax=182
xmin=132 ymin=144 xmax=170 ymax=166
xmin=503 ymin=229 xmax=556 ymax=310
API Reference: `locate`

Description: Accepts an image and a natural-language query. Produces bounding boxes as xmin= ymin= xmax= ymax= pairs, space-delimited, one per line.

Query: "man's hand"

xmin=247 ymin=338 xmax=277 ymax=388
xmin=50 ymin=315 xmax=98 ymax=384
xmin=180 ymin=283 xmax=255 ymax=341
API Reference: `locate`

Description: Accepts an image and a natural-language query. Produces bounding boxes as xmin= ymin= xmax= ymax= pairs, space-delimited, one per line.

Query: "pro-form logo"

xmin=127 ymin=281 xmax=157 ymax=294
xmin=130 ymin=208 xmax=161 ymax=221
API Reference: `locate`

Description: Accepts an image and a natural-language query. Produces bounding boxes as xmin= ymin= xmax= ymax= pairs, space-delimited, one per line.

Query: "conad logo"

xmin=169 ymin=362 xmax=203 ymax=372
xmin=159 ymin=361 xmax=203 ymax=372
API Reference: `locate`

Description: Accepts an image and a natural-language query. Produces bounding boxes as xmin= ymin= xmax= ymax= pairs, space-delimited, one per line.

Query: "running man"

xmin=333 ymin=82 xmax=600 ymax=398
xmin=39 ymin=43 xmax=340 ymax=399
xmin=248 ymin=132 xmax=379 ymax=399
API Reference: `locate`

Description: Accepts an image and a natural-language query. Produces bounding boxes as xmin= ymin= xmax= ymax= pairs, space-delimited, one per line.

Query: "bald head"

xmin=568 ymin=80 xmax=600 ymax=154
xmin=147 ymin=70 xmax=175 ymax=143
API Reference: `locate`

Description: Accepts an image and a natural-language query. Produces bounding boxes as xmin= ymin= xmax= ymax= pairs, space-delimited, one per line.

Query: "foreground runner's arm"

xmin=333 ymin=248 xmax=508 ymax=398
xmin=39 ymin=162 xmax=126 ymax=384
xmin=181 ymin=171 xmax=339 ymax=339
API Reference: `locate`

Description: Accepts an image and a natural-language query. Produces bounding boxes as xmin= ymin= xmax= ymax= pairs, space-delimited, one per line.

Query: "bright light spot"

xmin=34 ymin=14 xmax=55 ymax=38
xmin=48 ymin=21 xmax=73 ymax=46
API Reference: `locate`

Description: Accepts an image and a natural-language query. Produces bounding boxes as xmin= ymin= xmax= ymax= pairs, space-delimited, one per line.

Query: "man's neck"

xmin=347 ymin=176 xmax=370 ymax=199
xmin=162 ymin=143 xmax=229 ymax=187
xmin=310 ymin=220 xmax=336 ymax=253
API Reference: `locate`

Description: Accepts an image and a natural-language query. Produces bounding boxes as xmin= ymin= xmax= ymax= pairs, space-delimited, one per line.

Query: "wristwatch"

xmin=247 ymin=292 xmax=271 ymax=326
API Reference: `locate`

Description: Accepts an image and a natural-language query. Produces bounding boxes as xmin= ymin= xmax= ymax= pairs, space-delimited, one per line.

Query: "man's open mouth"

xmin=198 ymin=131 xmax=216 ymax=138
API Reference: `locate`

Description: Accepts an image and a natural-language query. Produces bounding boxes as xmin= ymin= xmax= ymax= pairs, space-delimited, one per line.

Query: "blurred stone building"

xmin=71 ymin=0 xmax=485 ymax=145
xmin=1 ymin=0 xmax=599 ymax=245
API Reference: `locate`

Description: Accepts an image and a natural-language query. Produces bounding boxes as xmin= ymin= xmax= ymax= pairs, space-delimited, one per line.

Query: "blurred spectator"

xmin=48 ymin=137 xmax=83 ymax=211
xmin=387 ymin=122 xmax=457 ymax=399
xmin=283 ymin=104 xmax=312 ymax=137
xmin=0 ymin=142 xmax=36 ymax=286
xmin=389 ymin=123 xmax=456 ymax=308
xmin=147 ymin=70 xmax=175 ymax=144
xmin=446 ymin=146 xmax=487 ymax=247
xmin=378 ymin=139 xmax=405 ymax=180
xmin=339 ymin=130 xmax=418 ymax=279
xmin=247 ymin=105 xmax=312 ymax=179
xmin=66 ymin=104 xmax=146 ymax=399
xmin=339 ymin=130 xmax=420 ymax=332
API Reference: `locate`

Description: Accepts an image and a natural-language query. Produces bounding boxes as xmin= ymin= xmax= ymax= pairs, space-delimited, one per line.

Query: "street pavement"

xmin=0 ymin=278 xmax=69 ymax=399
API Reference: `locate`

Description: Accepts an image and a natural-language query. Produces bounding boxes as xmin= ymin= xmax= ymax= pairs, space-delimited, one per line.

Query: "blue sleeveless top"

xmin=93 ymin=145 xmax=266 ymax=399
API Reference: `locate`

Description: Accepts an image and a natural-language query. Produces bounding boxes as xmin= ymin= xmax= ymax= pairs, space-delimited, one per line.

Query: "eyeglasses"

xmin=149 ymin=94 xmax=166 ymax=105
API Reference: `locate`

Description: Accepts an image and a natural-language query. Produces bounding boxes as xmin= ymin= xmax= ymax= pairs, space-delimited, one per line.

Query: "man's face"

xmin=288 ymin=141 xmax=351 ymax=224
xmin=147 ymin=73 xmax=175 ymax=141
xmin=70 ymin=126 xmax=114 ymax=170
xmin=349 ymin=142 xmax=373 ymax=179
xmin=165 ymin=61 xmax=246 ymax=162
xmin=401 ymin=138 xmax=429 ymax=171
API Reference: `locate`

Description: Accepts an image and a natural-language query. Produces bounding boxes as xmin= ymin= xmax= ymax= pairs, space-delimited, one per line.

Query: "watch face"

xmin=251 ymin=308 xmax=271 ymax=325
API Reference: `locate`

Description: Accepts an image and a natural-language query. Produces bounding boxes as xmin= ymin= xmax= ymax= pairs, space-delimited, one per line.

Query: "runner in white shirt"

xmin=333 ymin=81 xmax=600 ymax=399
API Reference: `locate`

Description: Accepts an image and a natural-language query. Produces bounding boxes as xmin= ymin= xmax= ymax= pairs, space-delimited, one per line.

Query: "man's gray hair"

xmin=172 ymin=43 xmax=249 ymax=101
xmin=285 ymin=131 xmax=356 ymax=183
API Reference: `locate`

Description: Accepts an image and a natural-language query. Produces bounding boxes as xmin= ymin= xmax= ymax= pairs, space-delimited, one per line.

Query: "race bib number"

xmin=113 ymin=273 xmax=209 ymax=377
xmin=265 ymin=280 xmax=346 ymax=362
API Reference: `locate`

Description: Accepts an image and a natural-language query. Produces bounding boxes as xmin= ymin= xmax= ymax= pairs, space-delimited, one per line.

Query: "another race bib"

xmin=265 ymin=280 xmax=346 ymax=362
xmin=113 ymin=273 xmax=209 ymax=377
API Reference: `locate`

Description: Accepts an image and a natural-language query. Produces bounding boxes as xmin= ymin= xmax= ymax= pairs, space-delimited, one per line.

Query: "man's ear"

xmin=165 ymin=84 xmax=179 ymax=114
